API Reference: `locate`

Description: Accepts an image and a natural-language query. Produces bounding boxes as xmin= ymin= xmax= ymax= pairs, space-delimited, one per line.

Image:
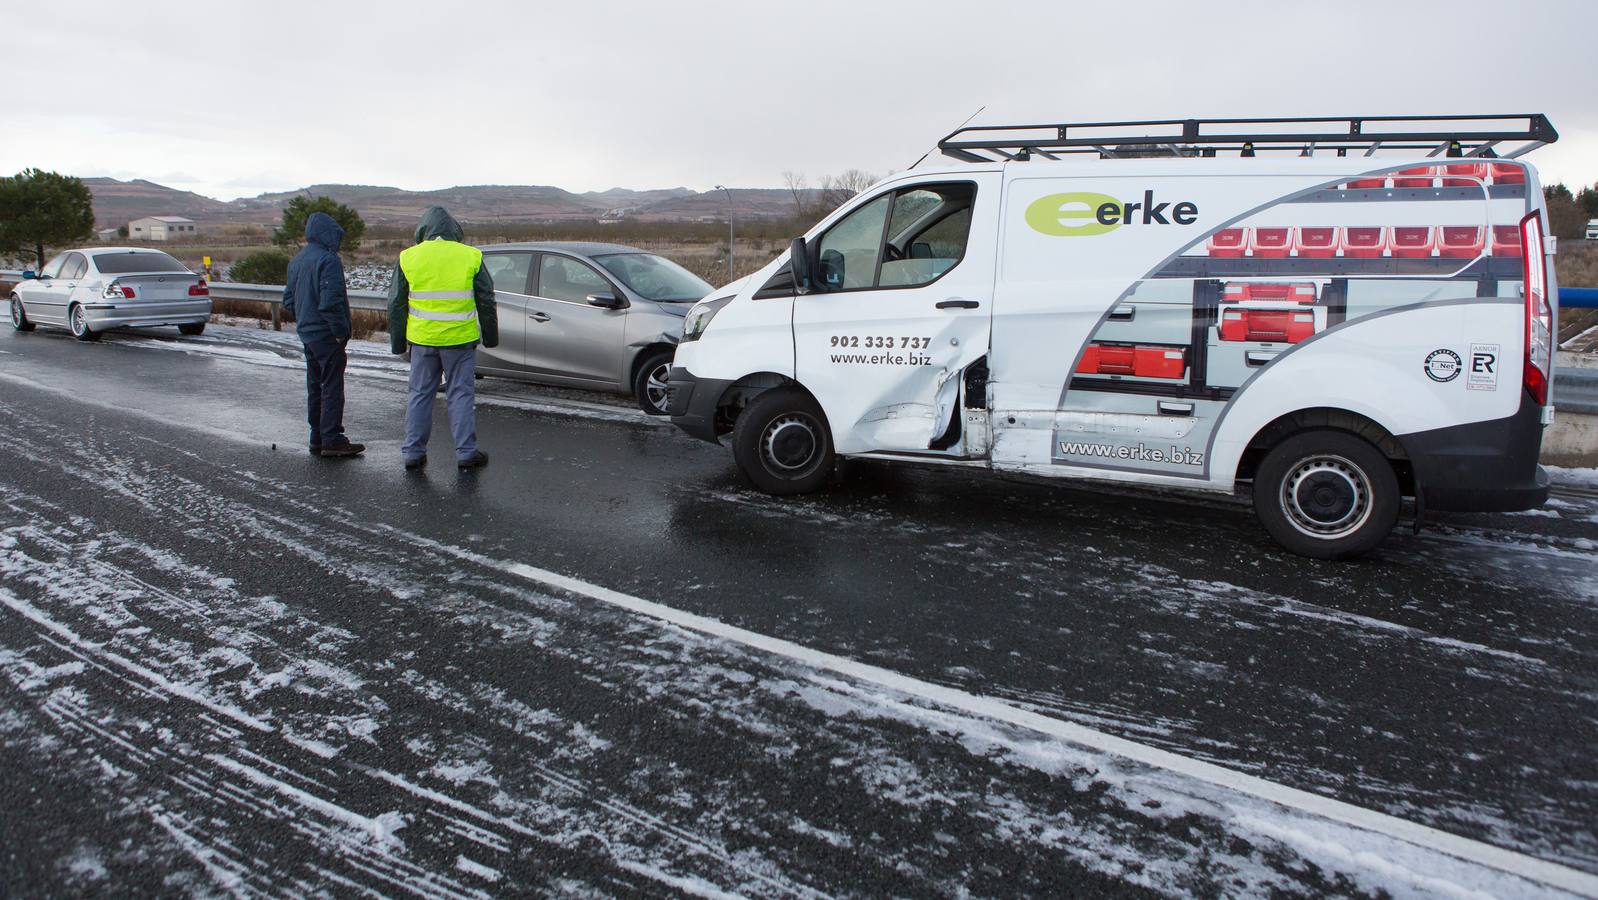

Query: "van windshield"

xmin=593 ymin=253 xmax=713 ymax=303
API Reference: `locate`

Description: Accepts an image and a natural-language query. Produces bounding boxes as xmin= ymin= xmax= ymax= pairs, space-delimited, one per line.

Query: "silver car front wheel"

xmin=10 ymin=297 xmax=34 ymax=333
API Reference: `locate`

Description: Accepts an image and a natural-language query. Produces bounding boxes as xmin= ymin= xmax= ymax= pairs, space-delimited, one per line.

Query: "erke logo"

xmin=1026 ymin=190 xmax=1200 ymax=236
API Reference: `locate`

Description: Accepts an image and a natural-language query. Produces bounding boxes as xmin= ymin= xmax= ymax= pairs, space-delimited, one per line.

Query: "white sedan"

xmin=9 ymin=247 xmax=211 ymax=341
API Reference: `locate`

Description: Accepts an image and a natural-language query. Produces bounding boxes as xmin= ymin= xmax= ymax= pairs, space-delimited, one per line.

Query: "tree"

xmin=272 ymin=195 xmax=365 ymax=250
xmin=229 ymin=249 xmax=292 ymax=285
xmin=1543 ymin=184 xmax=1586 ymax=241
xmin=1576 ymin=182 xmax=1598 ymax=219
xmin=0 ymin=168 xmax=95 ymax=268
xmin=782 ymin=170 xmax=810 ymax=218
xmin=818 ymin=169 xmax=878 ymax=212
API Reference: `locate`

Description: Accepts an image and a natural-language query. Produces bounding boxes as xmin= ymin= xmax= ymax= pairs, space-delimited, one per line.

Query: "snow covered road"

xmin=1 ymin=323 xmax=1596 ymax=897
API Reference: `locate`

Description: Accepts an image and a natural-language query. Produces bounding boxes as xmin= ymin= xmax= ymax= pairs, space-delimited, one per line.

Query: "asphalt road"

xmin=1 ymin=321 xmax=1595 ymax=898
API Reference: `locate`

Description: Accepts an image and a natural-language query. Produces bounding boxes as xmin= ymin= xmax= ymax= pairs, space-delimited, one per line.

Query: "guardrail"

xmin=207 ymin=282 xmax=387 ymax=329
xmin=1558 ymin=367 xmax=1598 ymax=416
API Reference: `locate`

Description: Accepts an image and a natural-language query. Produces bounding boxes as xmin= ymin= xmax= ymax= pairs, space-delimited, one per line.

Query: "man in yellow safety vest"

xmin=387 ymin=206 xmax=498 ymax=470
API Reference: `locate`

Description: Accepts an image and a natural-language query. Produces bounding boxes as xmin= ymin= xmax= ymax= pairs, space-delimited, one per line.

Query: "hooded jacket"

xmin=282 ymin=212 xmax=351 ymax=343
xmin=387 ymin=206 xmax=498 ymax=353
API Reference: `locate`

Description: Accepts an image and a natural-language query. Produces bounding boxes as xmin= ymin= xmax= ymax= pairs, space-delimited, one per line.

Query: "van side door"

xmin=792 ymin=174 xmax=999 ymax=455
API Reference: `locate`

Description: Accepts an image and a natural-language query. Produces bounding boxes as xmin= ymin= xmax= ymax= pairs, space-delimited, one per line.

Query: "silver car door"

xmin=526 ymin=254 xmax=628 ymax=386
xmin=477 ymin=251 xmax=535 ymax=371
xmin=25 ymin=253 xmax=71 ymax=323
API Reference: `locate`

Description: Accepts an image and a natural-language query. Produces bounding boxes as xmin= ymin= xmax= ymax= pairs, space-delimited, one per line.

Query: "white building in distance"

xmin=128 ymin=216 xmax=197 ymax=241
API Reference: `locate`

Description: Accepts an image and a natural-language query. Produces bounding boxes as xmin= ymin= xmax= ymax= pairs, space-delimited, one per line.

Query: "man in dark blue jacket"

xmin=283 ymin=211 xmax=365 ymax=457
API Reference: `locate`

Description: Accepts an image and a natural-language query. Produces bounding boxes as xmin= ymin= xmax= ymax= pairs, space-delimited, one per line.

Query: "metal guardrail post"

xmin=271 ymin=301 xmax=280 ymax=330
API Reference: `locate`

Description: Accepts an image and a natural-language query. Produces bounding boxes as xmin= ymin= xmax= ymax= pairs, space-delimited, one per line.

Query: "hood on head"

xmin=304 ymin=211 xmax=344 ymax=252
xmin=414 ymin=206 xmax=464 ymax=244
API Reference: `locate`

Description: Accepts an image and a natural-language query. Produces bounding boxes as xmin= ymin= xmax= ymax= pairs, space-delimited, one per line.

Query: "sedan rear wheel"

xmin=10 ymin=297 xmax=34 ymax=332
xmin=69 ymin=304 xmax=100 ymax=342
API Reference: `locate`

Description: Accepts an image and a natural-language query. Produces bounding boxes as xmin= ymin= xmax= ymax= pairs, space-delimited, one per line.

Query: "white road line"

xmin=396 ymin=529 xmax=1598 ymax=898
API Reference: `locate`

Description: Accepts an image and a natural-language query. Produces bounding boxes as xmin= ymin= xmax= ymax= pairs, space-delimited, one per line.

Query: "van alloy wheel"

xmin=1279 ymin=455 xmax=1372 ymax=540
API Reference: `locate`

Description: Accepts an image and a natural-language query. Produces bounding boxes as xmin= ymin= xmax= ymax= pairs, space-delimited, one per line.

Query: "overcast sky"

xmin=6 ymin=0 xmax=1595 ymax=200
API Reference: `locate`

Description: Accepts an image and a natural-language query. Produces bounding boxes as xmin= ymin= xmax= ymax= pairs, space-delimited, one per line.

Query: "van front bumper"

xmin=1401 ymin=392 xmax=1551 ymax=512
xmin=666 ymin=367 xmax=729 ymax=444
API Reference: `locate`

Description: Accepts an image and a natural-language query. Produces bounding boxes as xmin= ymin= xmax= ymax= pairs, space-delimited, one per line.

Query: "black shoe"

xmin=457 ymin=450 xmax=489 ymax=470
xmin=320 ymin=441 xmax=366 ymax=458
xmin=404 ymin=456 xmax=427 ymax=470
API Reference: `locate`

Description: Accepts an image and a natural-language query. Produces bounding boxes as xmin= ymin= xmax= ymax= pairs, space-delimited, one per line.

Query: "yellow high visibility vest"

xmin=399 ymin=239 xmax=483 ymax=346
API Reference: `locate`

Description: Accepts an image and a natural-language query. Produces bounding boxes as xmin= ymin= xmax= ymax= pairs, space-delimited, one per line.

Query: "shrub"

xmin=229 ymin=249 xmax=292 ymax=285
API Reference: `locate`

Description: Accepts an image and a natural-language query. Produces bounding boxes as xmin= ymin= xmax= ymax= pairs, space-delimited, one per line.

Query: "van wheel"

xmin=732 ymin=387 xmax=835 ymax=495
xmin=1253 ymin=430 xmax=1399 ymax=559
xmin=179 ymin=322 xmax=205 ymax=336
xmin=10 ymin=297 xmax=34 ymax=332
xmin=632 ymin=348 xmax=674 ymax=415
xmin=69 ymin=304 xmax=100 ymax=342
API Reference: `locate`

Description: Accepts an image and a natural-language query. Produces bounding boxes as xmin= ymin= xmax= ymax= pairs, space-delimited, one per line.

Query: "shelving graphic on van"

xmin=1052 ymin=170 xmax=1530 ymax=476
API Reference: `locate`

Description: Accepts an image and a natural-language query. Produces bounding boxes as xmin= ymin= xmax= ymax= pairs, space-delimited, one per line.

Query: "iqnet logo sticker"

xmin=1025 ymin=190 xmax=1199 ymax=237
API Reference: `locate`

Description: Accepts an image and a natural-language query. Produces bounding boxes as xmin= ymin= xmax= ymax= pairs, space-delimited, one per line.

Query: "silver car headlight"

xmin=681 ymin=295 xmax=732 ymax=342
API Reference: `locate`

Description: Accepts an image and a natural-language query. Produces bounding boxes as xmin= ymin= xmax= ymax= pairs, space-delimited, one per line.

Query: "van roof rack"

xmin=935 ymin=114 xmax=1558 ymax=164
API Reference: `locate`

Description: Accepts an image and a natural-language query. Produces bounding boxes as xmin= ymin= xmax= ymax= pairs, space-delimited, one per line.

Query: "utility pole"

xmin=714 ymin=184 xmax=734 ymax=282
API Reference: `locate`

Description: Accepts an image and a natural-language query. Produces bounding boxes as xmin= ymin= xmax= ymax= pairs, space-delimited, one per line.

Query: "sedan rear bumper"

xmin=83 ymin=300 xmax=211 ymax=329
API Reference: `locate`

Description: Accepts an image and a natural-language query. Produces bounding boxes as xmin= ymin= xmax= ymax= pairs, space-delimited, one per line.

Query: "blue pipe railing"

xmin=1563 ymin=287 xmax=1598 ymax=309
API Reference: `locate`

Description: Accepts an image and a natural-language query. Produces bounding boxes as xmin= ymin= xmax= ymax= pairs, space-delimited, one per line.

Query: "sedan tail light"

xmin=189 ymin=281 xmax=210 ymax=297
xmin=103 ymin=283 xmax=135 ymax=299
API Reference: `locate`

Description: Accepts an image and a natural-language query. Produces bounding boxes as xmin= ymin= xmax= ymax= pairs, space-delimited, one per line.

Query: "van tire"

xmin=1253 ymin=430 xmax=1399 ymax=559
xmin=632 ymin=348 xmax=674 ymax=415
xmin=732 ymin=387 xmax=834 ymax=495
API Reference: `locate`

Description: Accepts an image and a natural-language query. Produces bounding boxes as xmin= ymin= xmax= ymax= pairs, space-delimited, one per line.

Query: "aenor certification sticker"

xmin=1467 ymin=343 xmax=1500 ymax=392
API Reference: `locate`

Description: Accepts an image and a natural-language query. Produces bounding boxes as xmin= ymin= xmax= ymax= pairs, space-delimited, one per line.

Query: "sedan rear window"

xmin=93 ymin=251 xmax=190 ymax=274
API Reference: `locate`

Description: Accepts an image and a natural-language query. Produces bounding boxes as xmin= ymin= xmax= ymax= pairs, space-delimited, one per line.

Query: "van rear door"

xmin=792 ymin=173 xmax=999 ymax=454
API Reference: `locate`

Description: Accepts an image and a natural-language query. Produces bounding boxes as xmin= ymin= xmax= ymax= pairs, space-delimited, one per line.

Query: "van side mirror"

xmin=585 ymin=291 xmax=624 ymax=309
xmin=21 ymin=270 xmax=36 ymax=280
xmin=788 ymin=237 xmax=812 ymax=294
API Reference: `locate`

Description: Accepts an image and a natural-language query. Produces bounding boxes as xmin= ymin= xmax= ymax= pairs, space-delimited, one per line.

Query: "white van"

xmin=667 ymin=116 xmax=1560 ymax=558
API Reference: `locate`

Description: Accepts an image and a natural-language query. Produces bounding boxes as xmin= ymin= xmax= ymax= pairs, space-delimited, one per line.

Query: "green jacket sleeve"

xmin=474 ymin=263 xmax=498 ymax=349
xmin=387 ymin=263 xmax=408 ymax=354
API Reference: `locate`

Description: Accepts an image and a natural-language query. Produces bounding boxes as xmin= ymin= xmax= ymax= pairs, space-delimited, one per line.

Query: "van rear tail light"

xmin=1489 ymin=163 xmax=1526 ymax=185
xmin=1207 ymin=228 xmax=1247 ymax=258
xmin=1440 ymin=164 xmax=1488 ymax=187
xmin=1392 ymin=167 xmax=1436 ymax=188
xmin=103 ymin=284 xmax=135 ymax=299
xmin=1293 ymin=227 xmax=1338 ymax=258
xmin=1248 ymin=228 xmax=1292 ymax=258
xmin=1389 ymin=226 xmax=1437 ymax=258
xmin=1520 ymin=211 xmax=1551 ymax=406
xmin=1340 ymin=227 xmax=1387 ymax=258
xmin=1437 ymin=226 xmax=1485 ymax=259
xmin=1490 ymin=224 xmax=1522 ymax=257
xmin=189 ymin=281 xmax=209 ymax=297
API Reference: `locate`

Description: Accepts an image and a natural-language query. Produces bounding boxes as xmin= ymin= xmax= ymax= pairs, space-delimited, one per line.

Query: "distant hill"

xmin=83 ymin=178 xmax=818 ymax=228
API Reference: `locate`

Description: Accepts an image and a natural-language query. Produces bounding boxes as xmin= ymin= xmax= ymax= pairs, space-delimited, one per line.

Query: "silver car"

xmin=9 ymin=248 xmax=211 ymax=341
xmin=476 ymin=242 xmax=713 ymax=414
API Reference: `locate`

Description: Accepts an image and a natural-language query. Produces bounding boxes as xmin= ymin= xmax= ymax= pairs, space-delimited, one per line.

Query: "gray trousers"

xmin=403 ymin=344 xmax=478 ymax=461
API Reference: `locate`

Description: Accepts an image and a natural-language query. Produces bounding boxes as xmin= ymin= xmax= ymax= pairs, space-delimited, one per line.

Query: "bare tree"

xmin=782 ymin=170 xmax=810 ymax=218
xmin=818 ymin=169 xmax=878 ymax=212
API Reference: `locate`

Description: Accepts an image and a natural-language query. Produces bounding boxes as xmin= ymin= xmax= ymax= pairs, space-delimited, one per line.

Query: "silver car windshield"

xmin=593 ymin=253 xmax=712 ymax=303
xmin=94 ymin=251 xmax=189 ymax=274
